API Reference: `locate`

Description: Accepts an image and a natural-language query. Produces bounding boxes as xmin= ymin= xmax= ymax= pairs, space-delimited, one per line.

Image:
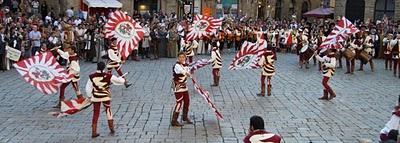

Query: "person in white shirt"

xmin=31 ymin=0 xmax=40 ymax=15
xmin=55 ymin=46 xmax=85 ymax=108
xmin=171 ymin=52 xmax=192 ymax=126
xmin=184 ymin=39 xmax=198 ymax=64
xmin=315 ymin=48 xmax=337 ymax=100
xmin=66 ymin=7 xmax=74 ymax=18
xmin=209 ymin=37 xmax=221 ymax=86
xmin=85 ymin=62 xmax=125 ymax=138
xmin=107 ymin=38 xmax=132 ymax=88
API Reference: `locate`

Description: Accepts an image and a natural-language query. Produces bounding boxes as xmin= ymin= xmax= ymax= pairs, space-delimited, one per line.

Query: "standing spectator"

xmin=84 ymin=25 xmax=96 ymax=62
xmin=150 ymin=26 xmax=159 ymax=59
xmin=44 ymin=12 xmax=52 ymax=25
xmin=141 ymin=24 xmax=150 ymax=59
xmin=31 ymin=0 xmax=40 ymax=16
xmin=75 ymin=24 xmax=86 ymax=58
xmin=0 ymin=26 xmax=6 ymax=70
xmin=73 ymin=17 xmax=82 ymax=26
xmin=167 ymin=25 xmax=178 ymax=58
xmin=158 ymin=26 xmax=167 ymax=58
xmin=243 ymin=115 xmax=281 ymax=143
xmin=11 ymin=0 xmax=19 ymax=13
xmin=40 ymin=1 xmax=48 ymax=21
xmin=93 ymin=28 xmax=102 ymax=63
xmin=29 ymin=25 xmax=41 ymax=57
xmin=21 ymin=35 xmax=29 ymax=59
xmin=66 ymin=7 xmax=74 ymax=18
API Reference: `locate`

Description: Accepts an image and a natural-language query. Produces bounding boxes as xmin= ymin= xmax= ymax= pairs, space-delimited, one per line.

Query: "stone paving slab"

xmin=0 ymin=52 xmax=399 ymax=143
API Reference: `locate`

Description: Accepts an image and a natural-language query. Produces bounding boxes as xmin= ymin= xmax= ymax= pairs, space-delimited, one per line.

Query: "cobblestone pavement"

xmin=0 ymin=52 xmax=399 ymax=143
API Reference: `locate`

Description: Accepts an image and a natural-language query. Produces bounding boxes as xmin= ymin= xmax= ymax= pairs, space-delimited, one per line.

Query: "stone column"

xmin=364 ymin=0 xmax=375 ymax=22
xmin=395 ymin=0 xmax=400 ymax=21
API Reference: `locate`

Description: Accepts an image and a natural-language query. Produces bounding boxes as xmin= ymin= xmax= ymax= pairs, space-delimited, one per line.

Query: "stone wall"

xmin=364 ymin=0 xmax=375 ymax=21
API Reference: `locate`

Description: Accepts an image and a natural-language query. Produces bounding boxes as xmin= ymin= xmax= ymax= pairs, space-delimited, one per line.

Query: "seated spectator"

xmin=243 ymin=115 xmax=281 ymax=143
xmin=380 ymin=105 xmax=400 ymax=142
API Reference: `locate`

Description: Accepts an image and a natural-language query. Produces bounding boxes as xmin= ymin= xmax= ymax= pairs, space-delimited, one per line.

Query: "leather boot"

xmin=327 ymin=89 xmax=336 ymax=100
xmin=267 ymin=84 xmax=272 ymax=96
xmin=257 ymin=84 xmax=266 ymax=96
xmin=92 ymin=123 xmax=100 ymax=138
xmin=171 ymin=112 xmax=183 ymax=127
xmin=370 ymin=61 xmax=374 ymax=72
xmin=318 ymin=90 xmax=329 ymax=100
xmin=53 ymin=97 xmax=64 ymax=108
xmin=215 ymin=76 xmax=220 ymax=86
xmin=358 ymin=63 xmax=364 ymax=71
xmin=124 ymin=81 xmax=132 ymax=88
xmin=182 ymin=108 xmax=193 ymax=124
xmin=108 ymin=120 xmax=115 ymax=135
xmin=53 ymin=101 xmax=61 ymax=108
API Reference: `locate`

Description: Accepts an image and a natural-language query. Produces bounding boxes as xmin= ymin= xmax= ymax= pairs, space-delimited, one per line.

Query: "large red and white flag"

xmin=229 ymin=40 xmax=267 ymax=70
xmin=189 ymin=59 xmax=210 ymax=74
xmin=104 ymin=10 xmax=144 ymax=60
xmin=50 ymin=98 xmax=92 ymax=118
xmin=186 ymin=15 xmax=223 ymax=41
xmin=13 ymin=52 xmax=72 ymax=94
xmin=320 ymin=17 xmax=359 ymax=49
xmin=191 ymin=78 xmax=223 ymax=120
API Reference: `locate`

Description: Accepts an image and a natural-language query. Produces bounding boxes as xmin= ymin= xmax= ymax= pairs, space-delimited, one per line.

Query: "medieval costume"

xmin=184 ymin=39 xmax=198 ymax=64
xmin=382 ymin=33 xmax=394 ymax=70
xmin=257 ymin=50 xmax=275 ymax=96
xmin=392 ymin=34 xmax=400 ymax=78
xmin=107 ymin=38 xmax=132 ymax=88
xmin=171 ymin=55 xmax=193 ymax=126
xmin=209 ymin=40 xmax=221 ymax=86
xmin=315 ymin=49 xmax=337 ymax=100
xmin=85 ymin=62 xmax=126 ymax=138
xmin=56 ymin=46 xmax=84 ymax=108
xmin=358 ymin=31 xmax=374 ymax=72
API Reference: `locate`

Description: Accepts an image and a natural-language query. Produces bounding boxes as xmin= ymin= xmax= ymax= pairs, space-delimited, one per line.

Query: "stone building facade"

xmin=335 ymin=0 xmax=400 ymax=22
xmin=41 ymin=0 xmax=400 ymax=22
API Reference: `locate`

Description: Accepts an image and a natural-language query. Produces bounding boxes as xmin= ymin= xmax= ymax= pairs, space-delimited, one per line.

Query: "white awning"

xmin=84 ymin=0 xmax=122 ymax=8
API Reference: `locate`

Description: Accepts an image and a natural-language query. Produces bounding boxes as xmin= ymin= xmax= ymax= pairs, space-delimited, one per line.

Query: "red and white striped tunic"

xmin=209 ymin=42 xmax=222 ymax=69
xmin=107 ymin=46 xmax=121 ymax=68
xmin=258 ymin=51 xmax=275 ymax=76
xmin=243 ymin=130 xmax=281 ymax=143
xmin=172 ymin=62 xmax=189 ymax=93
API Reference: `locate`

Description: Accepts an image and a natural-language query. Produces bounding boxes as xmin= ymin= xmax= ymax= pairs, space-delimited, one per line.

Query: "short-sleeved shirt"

xmin=29 ymin=31 xmax=41 ymax=47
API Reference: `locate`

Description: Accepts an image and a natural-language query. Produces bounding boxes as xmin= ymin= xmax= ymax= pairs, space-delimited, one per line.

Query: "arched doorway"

xmin=257 ymin=1 xmax=265 ymax=19
xmin=345 ymin=0 xmax=365 ymax=22
xmin=374 ymin=0 xmax=395 ymax=21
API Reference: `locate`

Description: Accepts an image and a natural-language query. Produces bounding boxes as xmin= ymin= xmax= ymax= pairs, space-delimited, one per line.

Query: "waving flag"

xmin=104 ymin=10 xmax=144 ymax=60
xmin=189 ymin=59 xmax=210 ymax=73
xmin=191 ymin=78 xmax=223 ymax=120
xmin=320 ymin=17 xmax=359 ymax=49
xmin=50 ymin=98 xmax=92 ymax=118
xmin=229 ymin=40 xmax=267 ymax=70
xmin=13 ymin=52 xmax=72 ymax=95
xmin=186 ymin=15 xmax=223 ymax=41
